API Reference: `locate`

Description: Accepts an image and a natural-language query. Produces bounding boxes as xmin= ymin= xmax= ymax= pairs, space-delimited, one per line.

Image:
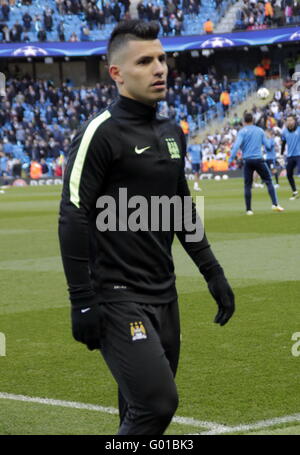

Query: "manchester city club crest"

xmin=165 ymin=137 xmax=181 ymax=159
xmin=130 ymin=321 xmax=147 ymax=341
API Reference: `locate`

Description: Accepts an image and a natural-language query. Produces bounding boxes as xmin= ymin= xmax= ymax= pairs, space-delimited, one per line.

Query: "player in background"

xmin=228 ymin=112 xmax=284 ymax=215
xmin=253 ymin=171 xmax=265 ymax=188
xmin=187 ymin=134 xmax=202 ymax=191
xmin=265 ymin=130 xmax=280 ymax=188
xmin=281 ymin=115 xmax=300 ymax=200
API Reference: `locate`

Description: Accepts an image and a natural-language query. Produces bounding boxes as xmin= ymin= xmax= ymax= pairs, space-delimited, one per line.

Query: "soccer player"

xmin=281 ymin=115 xmax=300 ymax=200
xmin=265 ymin=130 xmax=280 ymax=188
xmin=228 ymin=112 xmax=284 ymax=215
xmin=58 ymin=20 xmax=235 ymax=436
xmin=187 ymin=135 xmax=202 ymax=191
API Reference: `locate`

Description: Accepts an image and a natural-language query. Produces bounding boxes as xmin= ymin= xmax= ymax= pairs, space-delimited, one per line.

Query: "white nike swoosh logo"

xmin=81 ymin=308 xmax=91 ymax=313
xmin=135 ymin=146 xmax=151 ymax=154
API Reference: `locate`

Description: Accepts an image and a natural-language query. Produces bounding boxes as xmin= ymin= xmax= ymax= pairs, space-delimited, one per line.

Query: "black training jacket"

xmin=58 ymin=95 xmax=222 ymax=306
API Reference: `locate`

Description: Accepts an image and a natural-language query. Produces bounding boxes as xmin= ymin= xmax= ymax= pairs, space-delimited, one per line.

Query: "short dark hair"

xmin=107 ymin=20 xmax=160 ymax=64
xmin=244 ymin=112 xmax=253 ymax=123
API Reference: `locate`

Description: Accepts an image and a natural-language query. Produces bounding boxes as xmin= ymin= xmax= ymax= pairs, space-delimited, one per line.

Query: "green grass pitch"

xmin=0 ymin=177 xmax=300 ymax=435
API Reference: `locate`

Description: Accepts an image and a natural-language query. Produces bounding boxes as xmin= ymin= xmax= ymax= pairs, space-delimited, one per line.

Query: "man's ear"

xmin=109 ymin=65 xmax=124 ymax=85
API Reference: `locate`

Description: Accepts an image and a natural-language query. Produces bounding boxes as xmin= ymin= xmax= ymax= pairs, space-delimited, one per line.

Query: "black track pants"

xmin=98 ymin=300 xmax=180 ymax=435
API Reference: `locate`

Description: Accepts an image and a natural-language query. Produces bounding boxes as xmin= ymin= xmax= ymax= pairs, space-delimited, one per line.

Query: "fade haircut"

xmin=107 ymin=20 xmax=160 ymax=65
xmin=244 ymin=112 xmax=253 ymax=123
xmin=287 ymin=114 xmax=296 ymax=120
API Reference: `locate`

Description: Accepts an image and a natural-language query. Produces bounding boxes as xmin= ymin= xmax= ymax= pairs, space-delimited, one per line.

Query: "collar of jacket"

xmin=118 ymin=95 xmax=157 ymax=120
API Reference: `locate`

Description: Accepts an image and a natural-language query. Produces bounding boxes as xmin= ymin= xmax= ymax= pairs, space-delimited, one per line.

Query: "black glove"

xmin=207 ymin=274 xmax=235 ymax=326
xmin=71 ymin=303 xmax=102 ymax=350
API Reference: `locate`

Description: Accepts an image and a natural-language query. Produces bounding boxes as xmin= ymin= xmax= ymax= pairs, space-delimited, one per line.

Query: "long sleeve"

xmin=58 ymin=111 xmax=113 ymax=306
xmin=229 ymin=131 xmax=243 ymax=163
xmin=262 ymin=134 xmax=271 ymax=150
xmin=281 ymin=136 xmax=286 ymax=155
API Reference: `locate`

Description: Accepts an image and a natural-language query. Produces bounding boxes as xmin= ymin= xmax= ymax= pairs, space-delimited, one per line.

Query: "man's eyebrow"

xmin=135 ymin=53 xmax=166 ymax=62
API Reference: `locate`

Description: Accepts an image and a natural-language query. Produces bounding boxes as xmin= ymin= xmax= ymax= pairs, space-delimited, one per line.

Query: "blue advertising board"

xmin=0 ymin=27 xmax=299 ymax=58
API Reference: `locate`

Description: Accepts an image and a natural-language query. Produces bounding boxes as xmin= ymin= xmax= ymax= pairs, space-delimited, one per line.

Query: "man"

xmin=253 ymin=63 xmax=266 ymax=89
xmin=22 ymin=11 xmax=33 ymax=31
xmin=261 ymin=54 xmax=271 ymax=77
xmin=228 ymin=112 xmax=284 ymax=215
xmin=220 ymin=89 xmax=231 ymax=117
xmin=58 ymin=20 xmax=235 ymax=436
xmin=179 ymin=116 xmax=189 ymax=141
xmin=281 ymin=115 xmax=300 ymax=200
xmin=264 ymin=2 xmax=273 ymax=26
xmin=187 ymin=135 xmax=202 ymax=191
xmin=265 ymin=130 xmax=280 ymax=188
xmin=203 ymin=18 xmax=213 ymax=34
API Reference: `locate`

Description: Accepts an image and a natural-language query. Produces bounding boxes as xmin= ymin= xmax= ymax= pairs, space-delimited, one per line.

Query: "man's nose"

xmin=153 ymin=60 xmax=165 ymax=76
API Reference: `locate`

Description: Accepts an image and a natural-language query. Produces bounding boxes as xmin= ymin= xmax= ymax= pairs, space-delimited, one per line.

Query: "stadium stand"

xmin=181 ymin=0 xmax=235 ymax=35
xmin=233 ymin=0 xmax=300 ymax=31
xmin=0 ymin=2 xmax=297 ymax=181
xmin=137 ymin=0 xmax=233 ymax=36
xmin=2 ymin=1 xmax=300 ymax=41
xmin=0 ymin=69 xmax=255 ymax=178
xmin=0 ymin=0 xmax=130 ymax=42
xmin=0 ymin=0 xmax=235 ymax=41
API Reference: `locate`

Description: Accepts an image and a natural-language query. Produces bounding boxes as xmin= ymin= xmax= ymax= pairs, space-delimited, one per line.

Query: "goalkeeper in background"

xmin=265 ymin=129 xmax=281 ymax=188
xmin=281 ymin=115 xmax=300 ymax=200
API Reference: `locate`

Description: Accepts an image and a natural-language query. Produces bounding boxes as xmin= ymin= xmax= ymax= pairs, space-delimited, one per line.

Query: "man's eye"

xmin=138 ymin=59 xmax=151 ymax=65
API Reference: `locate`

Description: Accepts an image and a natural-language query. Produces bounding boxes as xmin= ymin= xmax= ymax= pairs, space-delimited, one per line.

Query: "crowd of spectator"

xmin=3 ymin=0 xmax=300 ymax=44
xmin=137 ymin=0 xmax=201 ymax=36
xmin=161 ymin=69 xmax=231 ymax=121
xmin=1 ymin=4 xmax=57 ymax=42
xmin=0 ymin=0 xmax=131 ymax=43
xmin=0 ymin=68 xmax=237 ymax=179
xmin=234 ymin=0 xmax=300 ymax=31
xmin=0 ymin=70 xmax=298 ymax=180
xmin=0 ymin=75 xmax=118 ymax=178
xmin=55 ymin=0 xmax=131 ymax=18
xmin=0 ymin=0 xmax=236 ymax=43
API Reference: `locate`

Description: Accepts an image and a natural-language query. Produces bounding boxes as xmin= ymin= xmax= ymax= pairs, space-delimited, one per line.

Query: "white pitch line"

xmin=0 ymin=392 xmax=226 ymax=431
xmin=5 ymin=392 xmax=299 ymax=434
xmin=197 ymin=413 xmax=300 ymax=435
xmin=0 ymin=392 xmax=118 ymax=415
xmin=172 ymin=416 xmax=229 ymax=431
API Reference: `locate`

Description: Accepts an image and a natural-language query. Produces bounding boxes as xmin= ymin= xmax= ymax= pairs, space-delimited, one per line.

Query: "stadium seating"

xmin=233 ymin=0 xmax=300 ymax=31
xmin=0 ymin=0 xmax=123 ymax=42
xmin=0 ymin=0 xmax=235 ymax=41
xmin=182 ymin=0 xmax=233 ymax=35
xmin=0 ymin=70 xmax=256 ymax=178
xmin=3 ymin=0 xmax=300 ymax=41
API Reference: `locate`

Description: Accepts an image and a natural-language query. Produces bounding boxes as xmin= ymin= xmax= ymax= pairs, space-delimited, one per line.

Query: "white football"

xmin=257 ymin=87 xmax=270 ymax=99
xmin=222 ymin=174 xmax=229 ymax=180
xmin=214 ymin=175 xmax=221 ymax=181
